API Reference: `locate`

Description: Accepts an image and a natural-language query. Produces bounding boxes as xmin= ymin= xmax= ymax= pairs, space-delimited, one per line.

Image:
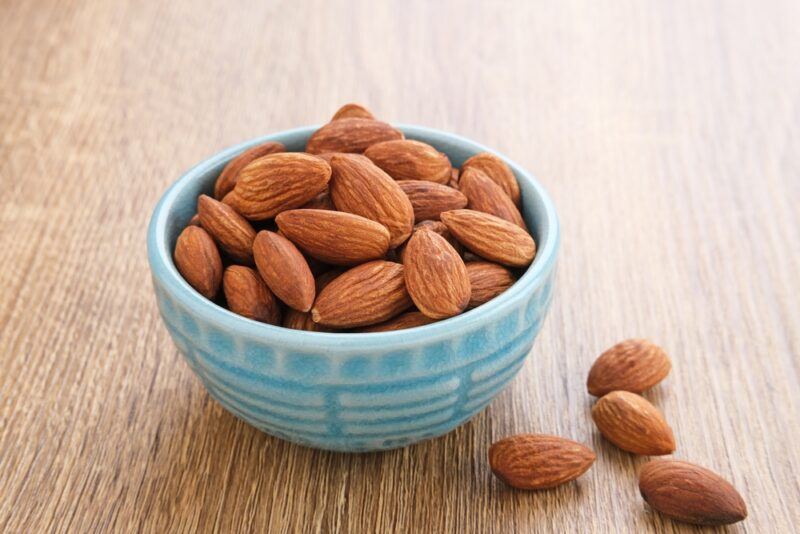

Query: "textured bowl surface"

xmin=147 ymin=125 xmax=559 ymax=452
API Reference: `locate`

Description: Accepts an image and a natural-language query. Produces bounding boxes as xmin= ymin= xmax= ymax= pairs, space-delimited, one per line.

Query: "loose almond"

xmin=173 ymin=226 xmax=222 ymax=299
xmin=283 ymin=309 xmax=331 ymax=332
xmin=311 ymin=261 xmax=413 ymax=328
xmin=587 ymin=339 xmax=672 ymax=397
xmin=364 ymin=139 xmax=452 ymax=183
xmin=466 ymin=261 xmax=516 ymax=308
xmin=224 ymin=153 xmax=331 ymax=220
xmin=306 ymin=118 xmax=403 ymax=154
xmin=398 ymin=220 xmax=462 ymax=262
xmin=329 ymin=154 xmax=414 ymax=247
xmin=214 ymin=141 xmax=285 ymax=199
xmin=639 ymin=460 xmax=747 ymax=526
xmin=459 ymin=167 xmax=526 ymax=228
xmin=252 ymin=231 xmax=315 ymax=312
xmin=591 ymin=391 xmax=675 ymax=455
xmin=331 ymin=103 xmax=375 ymax=121
xmin=397 ymin=180 xmax=468 ymax=221
xmin=359 ymin=311 xmax=437 ymax=332
xmin=441 ymin=209 xmax=536 ymax=267
xmin=300 ymin=191 xmax=335 ymax=211
xmin=489 ymin=434 xmax=596 ymax=490
xmin=275 ymin=209 xmax=390 ymax=265
xmin=197 ymin=194 xmax=257 ymax=264
xmin=461 ymin=152 xmax=521 ymax=206
xmin=404 ymin=229 xmax=470 ymax=319
xmin=222 ymin=265 xmax=281 ymax=324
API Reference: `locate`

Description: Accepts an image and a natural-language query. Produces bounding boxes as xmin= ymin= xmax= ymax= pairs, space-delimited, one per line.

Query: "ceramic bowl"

xmin=147 ymin=125 xmax=559 ymax=452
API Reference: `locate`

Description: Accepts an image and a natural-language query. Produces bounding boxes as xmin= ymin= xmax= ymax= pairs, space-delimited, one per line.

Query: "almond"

xmin=448 ymin=167 xmax=460 ymax=189
xmin=331 ymin=103 xmax=374 ymax=121
xmin=173 ymin=226 xmax=222 ymax=299
xmin=359 ymin=311 xmax=437 ymax=332
xmin=188 ymin=214 xmax=201 ymax=226
xmin=306 ymin=118 xmax=403 ymax=154
xmin=461 ymin=152 xmax=521 ymax=206
xmin=587 ymin=339 xmax=672 ymax=397
xmin=214 ymin=141 xmax=285 ymax=199
xmin=489 ymin=434 xmax=596 ymax=490
xmin=639 ymin=460 xmax=747 ymax=525
xmin=398 ymin=220 xmax=462 ymax=262
xmin=299 ymin=191 xmax=335 ymax=210
xmin=275 ymin=209 xmax=390 ymax=265
xmin=222 ymin=266 xmax=281 ymax=324
xmin=466 ymin=261 xmax=516 ymax=308
xmin=364 ymin=139 xmax=451 ymax=183
xmin=311 ymin=261 xmax=413 ymax=328
xmin=314 ymin=269 xmax=342 ymax=293
xmin=591 ymin=391 xmax=675 ymax=455
xmin=224 ymin=153 xmax=331 ymax=220
xmin=252 ymin=231 xmax=315 ymax=312
xmin=397 ymin=180 xmax=468 ymax=221
xmin=283 ymin=309 xmax=331 ymax=332
xmin=329 ymin=154 xmax=414 ymax=247
xmin=459 ymin=167 xmax=526 ymax=228
xmin=197 ymin=194 xmax=257 ymax=264
xmin=440 ymin=210 xmax=536 ymax=267
xmin=404 ymin=229 xmax=470 ymax=319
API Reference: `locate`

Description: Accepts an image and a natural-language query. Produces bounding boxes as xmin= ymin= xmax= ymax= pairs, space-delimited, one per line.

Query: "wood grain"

xmin=1 ymin=0 xmax=799 ymax=532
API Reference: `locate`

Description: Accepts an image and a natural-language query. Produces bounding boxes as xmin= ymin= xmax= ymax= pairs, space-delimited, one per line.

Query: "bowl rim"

xmin=147 ymin=124 xmax=559 ymax=351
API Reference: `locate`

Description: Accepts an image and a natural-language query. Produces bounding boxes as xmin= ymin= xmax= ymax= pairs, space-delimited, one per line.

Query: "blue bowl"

xmin=147 ymin=125 xmax=559 ymax=452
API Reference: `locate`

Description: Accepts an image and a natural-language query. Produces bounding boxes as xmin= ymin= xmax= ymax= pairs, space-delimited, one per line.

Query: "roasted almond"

xmin=639 ymin=460 xmax=747 ymax=526
xmin=224 ymin=153 xmax=331 ymax=220
xmin=364 ymin=139 xmax=451 ymax=183
xmin=404 ymin=229 xmax=470 ymax=319
xmin=213 ymin=141 xmax=285 ymax=199
xmin=440 ymin=209 xmax=536 ymax=267
xmin=448 ymin=167 xmax=460 ymax=189
xmin=489 ymin=434 xmax=596 ymax=490
xmin=275 ymin=209 xmax=390 ymax=265
xmin=359 ymin=311 xmax=437 ymax=332
xmin=283 ymin=309 xmax=331 ymax=332
xmin=397 ymin=180 xmax=468 ymax=221
xmin=461 ymin=152 xmax=521 ymax=206
xmin=222 ymin=265 xmax=281 ymax=324
xmin=252 ymin=231 xmax=315 ymax=312
xmin=173 ymin=226 xmax=222 ymax=300
xmin=311 ymin=261 xmax=413 ymax=328
xmin=398 ymin=220 xmax=462 ymax=262
xmin=331 ymin=103 xmax=375 ymax=121
xmin=587 ymin=339 xmax=672 ymax=397
xmin=197 ymin=194 xmax=257 ymax=264
xmin=466 ymin=261 xmax=516 ymax=308
xmin=306 ymin=118 xmax=403 ymax=154
xmin=591 ymin=391 xmax=675 ymax=455
xmin=459 ymin=167 xmax=526 ymax=228
xmin=299 ymin=191 xmax=335 ymax=211
xmin=329 ymin=154 xmax=414 ymax=247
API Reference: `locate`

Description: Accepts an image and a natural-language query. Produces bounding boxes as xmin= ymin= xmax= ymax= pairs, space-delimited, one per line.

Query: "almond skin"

xmin=275 ymin=209 xmax=390 ymax=265
xmin=364 ymin=139 xmax=452 ymax=183
xmin=197 ymin=194 xmax=257 ymax=264
xmin=224 ymin=153 xmax=331 ymax=220
xmin=252 ymin=231 xmax=315 ymax=312
xmin=448 ymin=167 xmax=460 ymax=189
xmin=461 ymin=152 xmax=521 ymax=206
xmin=587 ymin=339 xmax=672 ymax=397
xmin=459 ymin=167 xmax=526 ymax=228
xmin=397 ymin=180 xmax=468 ymax=221
xmin=311 ymin=261 xmax=413 ymax=328
xmin=398 ymin=220 xmax=462 ymax=262
xmin=466 ymin=261 xmax=516 ymax=308
xmin=591 ymin=391 xmax=676 ymax=455
xmin=359 ymin=311 xmax=437 ymax=332
xmin=306 ymin=118 xmax=403 ymax=154
xmin=299 ymin=191 xmax=335 ymax=211
xmin=639 ymin=460 xmax=747 ymax=526
xmin=329 ymin=154 xmax=414 ymax=247
xmin=173 ymin=226 xmax=222 ymax=300
xmin=213 ymin=141 xmax=285 ymax=199
xmin=489 ymin=434 xmax=596 ymax=490
xmin=331 ymin=103 xmax=374 ymax=121
xmin=222 ymin=265 xmax=281 ymax=324
xmin=440 ymin=209 xmax=536 ymax=267
xmin=283 ymin=309 xmax=331 ymax=332
xmin=404 ymin=229 xmax=471 ymax=319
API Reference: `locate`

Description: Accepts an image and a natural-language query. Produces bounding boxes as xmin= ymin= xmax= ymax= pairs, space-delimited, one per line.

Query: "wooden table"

xmin=2 ymin=1 xmax=798 ymax=532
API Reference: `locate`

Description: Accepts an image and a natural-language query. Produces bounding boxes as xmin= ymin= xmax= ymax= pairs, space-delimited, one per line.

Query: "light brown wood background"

xmin=1 ymin=0 xmax=798 ymax=532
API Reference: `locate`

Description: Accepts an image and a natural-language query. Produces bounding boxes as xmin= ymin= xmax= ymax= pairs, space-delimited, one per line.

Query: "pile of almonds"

xmin=489 ymin=339 xmax=747 ymax=527
xmin=174 ymin=103 xmax=536 ymax=331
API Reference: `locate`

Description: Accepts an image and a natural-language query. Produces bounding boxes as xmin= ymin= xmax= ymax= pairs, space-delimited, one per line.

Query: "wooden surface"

xmin=1 ymin=1 xmax=799 ymax=532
